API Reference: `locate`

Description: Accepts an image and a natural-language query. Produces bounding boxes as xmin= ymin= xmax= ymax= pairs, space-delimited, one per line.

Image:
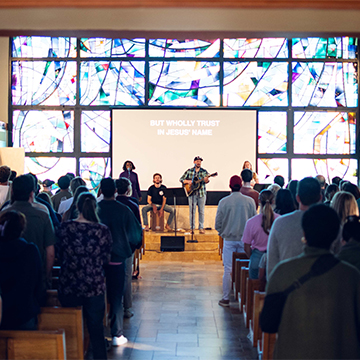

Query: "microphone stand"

xmin=187 ymin=168 xmax=198 ymax=244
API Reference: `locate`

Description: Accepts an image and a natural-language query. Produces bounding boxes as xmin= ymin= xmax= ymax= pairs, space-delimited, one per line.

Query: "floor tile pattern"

xmin=108 ymin=261 xmax=258 ymax=360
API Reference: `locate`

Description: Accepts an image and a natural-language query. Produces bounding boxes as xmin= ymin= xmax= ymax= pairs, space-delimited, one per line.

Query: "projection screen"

xmin=112 ymin=109 xmax=256 ymax=192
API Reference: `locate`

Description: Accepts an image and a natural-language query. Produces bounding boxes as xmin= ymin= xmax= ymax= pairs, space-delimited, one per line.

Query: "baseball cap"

xmin=229 ymin=175 xmax=242 ymax=188
xmin=194 ymin=156 xmax=203 ymax=161
xmin=43 ymin=179 xmax=55 ymax=187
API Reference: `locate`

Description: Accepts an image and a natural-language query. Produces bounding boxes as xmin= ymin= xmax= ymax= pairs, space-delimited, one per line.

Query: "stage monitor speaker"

xmin=160 ymin=236 xmax=185 ymax=252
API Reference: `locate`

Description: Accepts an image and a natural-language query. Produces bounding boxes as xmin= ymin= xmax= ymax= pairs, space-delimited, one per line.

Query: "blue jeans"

xmin=105 ymin=263 xmax=126 ymax=338
xmin=189 ymin=194 xmax=206 ymax=230
xmin=142 ymin=204 xmax=174 ymax=226
xmin=59 ymin=293 xmax=107 ymax=360
xmin=249 ymin=248 xmax=265 ymax=279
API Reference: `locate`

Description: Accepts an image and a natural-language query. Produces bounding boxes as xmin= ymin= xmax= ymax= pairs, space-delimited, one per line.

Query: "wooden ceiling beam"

xmin=1 ymin=0 xmax=360 ymax=9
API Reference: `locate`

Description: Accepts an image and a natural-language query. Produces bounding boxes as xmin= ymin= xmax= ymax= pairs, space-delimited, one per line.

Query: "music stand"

xmin=163 ymin=187 xmax=187 ymax=237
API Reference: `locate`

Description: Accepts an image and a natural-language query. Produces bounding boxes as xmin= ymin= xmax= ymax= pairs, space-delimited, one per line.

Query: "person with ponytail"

xmin=61 ymin=185 xmax=89 ymax=222
xmin=57 ymin=193 xmax=112 ymax=360
xmin=0 ymin=210 xmax=43 ymax=330
xmin=242 ymin=190 xmax=280 ymax=279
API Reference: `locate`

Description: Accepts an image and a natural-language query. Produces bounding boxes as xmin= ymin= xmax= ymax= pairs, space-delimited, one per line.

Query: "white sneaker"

xmin=112 ymin=335 xmax=128 ymax=346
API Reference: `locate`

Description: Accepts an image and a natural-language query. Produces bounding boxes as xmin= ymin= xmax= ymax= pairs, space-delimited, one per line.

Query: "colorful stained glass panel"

xmin=12 ymin=37 xmax=77 ymax=58
xmin=291 ymin=158 xmax=358 ymax=184
xmin=25 ymin=157 xmax=76 ymax=182
xmin=13 ymin=110 xmax=74 ymax=152
xmin=223 ymin=62 xmax=288 ymax=106
xmin=224 ymin=38 xmax=288 ymax=58
xmin=294 ymin=112 xmax=356 ymax=155
xmin=149 ymin=61 xmax=220 ymax=106
xmin=81 ymin=111 xmax=110 ymax=152
xmin=292 ymin=62 xmax=358 ymax=107
xmin=80 ymin=61 xmax=145 ymax=105
xmin=292 ymin=37 xmax=357 ymax=59
xmin=80 ymin=157 xmax=111 ymax=193
xmin=149 ymin=39 xmax=220 ymax=58
xmin=12 ymin=61 xmax=77 ymax=106
xmin=258 ymin=112 xmax=287 ymax=153
xmin=80 ymin=38 xmax=145 ymax=57
xmin=258 ymin=158 xmax=289 ymax=183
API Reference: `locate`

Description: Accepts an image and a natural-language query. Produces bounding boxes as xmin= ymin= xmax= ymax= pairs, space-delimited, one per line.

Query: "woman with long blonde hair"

xmin=243 ymin=190 xmax=280 ymax=279
xmin=330 ymin=191 xmax=359 ymax=254
xmin=331 ymin=191 xmax=359 ymax=224
xmin=242 ymin=160 xmax=259 ymax=186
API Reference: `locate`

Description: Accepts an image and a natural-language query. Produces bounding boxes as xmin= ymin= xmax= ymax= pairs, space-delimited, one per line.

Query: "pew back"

xmin=244 ymin=278 xmax=262 ymax=328
xmin=0 ymin=329 xmax=66 ymax=360
xmin=38 ymin=307 xmax=83 ymax=360
xmin=233 ymin=259 xmax=250 ymax=300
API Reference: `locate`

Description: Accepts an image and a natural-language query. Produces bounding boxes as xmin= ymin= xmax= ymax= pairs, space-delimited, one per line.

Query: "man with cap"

xmin=180 ymin=156 xmax=210 ymax=234
xmin=41 ymin=179 xmax=54 ymax=197
xmin=215 ymin=175 xmax=257 ymax=307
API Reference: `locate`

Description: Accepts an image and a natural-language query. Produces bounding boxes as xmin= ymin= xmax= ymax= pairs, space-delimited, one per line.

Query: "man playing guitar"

xmin=180 ymin=156 xmax=210 ymax=234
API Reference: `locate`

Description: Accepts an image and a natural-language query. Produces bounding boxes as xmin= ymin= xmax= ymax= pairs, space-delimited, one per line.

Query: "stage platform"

xmin=142 ymin=229 xmax=222 ymax=262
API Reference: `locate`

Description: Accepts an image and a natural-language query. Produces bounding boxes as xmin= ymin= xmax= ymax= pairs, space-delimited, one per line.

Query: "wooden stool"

xmin=150 ymin=211 xmax=164 ymax=231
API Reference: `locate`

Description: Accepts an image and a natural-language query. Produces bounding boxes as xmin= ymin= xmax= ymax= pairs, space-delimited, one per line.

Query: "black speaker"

xmin=160 ymin=236 xmax=185 ymax=252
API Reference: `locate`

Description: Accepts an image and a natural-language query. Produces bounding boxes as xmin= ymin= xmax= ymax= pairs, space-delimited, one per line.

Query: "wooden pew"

xmin=238 ymin=267 xmax=249 ymax=313
xmin=249 ymin=290 xmax=265 ymax=347
xmin=232 ymin=252 xmax=248 ymax=284
xmin=218 ymin=236 xmax=223 ymax=257
xmin=233 ymin=259 xmax=250 ymax=300
xmin=0 ymin=329 xmax=66 ymax=360
xmin=51 ymin=276 xmax=59 ymax=290
xmin=52 ymin=265 xmax=61 ymax=277
xmin=141 ymin=231 xmax=145 ymax=256
xmin=243 ymin=278 xmax=261 ymax=328
xmin=46 ymin=289 xmax=62 ymax=307
xmin=133 ymin=248 xmax=141 ymax=274
xmin=258 ymin=331 xmax=277 ymax=360
xmin=38 ymin=306 xmax=83 ymax=360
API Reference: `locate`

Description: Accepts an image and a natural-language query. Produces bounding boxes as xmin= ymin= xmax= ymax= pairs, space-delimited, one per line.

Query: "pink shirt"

xmin=242 ymin=213 xmax=280 ymax=252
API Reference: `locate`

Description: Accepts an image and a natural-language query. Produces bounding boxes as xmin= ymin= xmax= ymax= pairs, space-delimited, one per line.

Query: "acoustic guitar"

xmin=183 ymin=172 xmax=218 ymax=196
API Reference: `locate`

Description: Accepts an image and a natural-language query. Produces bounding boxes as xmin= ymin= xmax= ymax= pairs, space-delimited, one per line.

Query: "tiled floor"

xmin=108 ymin=261 xmax=258 ymax=360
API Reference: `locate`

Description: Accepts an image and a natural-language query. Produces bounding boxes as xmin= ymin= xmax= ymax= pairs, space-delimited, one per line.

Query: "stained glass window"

xmin=12 ymin=61 xmax=77 ymax=106
xmin=149 ymin=39 xmax=220 ymax=58
xmin=13 ymin=110 xmax=74 ymax=153
xmin=223 ymin=62 xmax=288 ymax=106
xmin=292 ymin=62 xmax=358 ymax=107
xmin=79 ymin=157 xmax=111 ymax=193
xmin=149 ymin=61 xmax=220 ymax=106
xmin=9 ymin=36 xmax=360 ymax=185
xmin=258 ymin=112 xmax=287 ymax=154
xmin=12 ymin=37 xmax=77 ymax=58
xmin=292 ymin=37 xmax=358 ymax=59
xmin=81 ymin=111 xmax=110 ymax=153
xmin=258 ymin=158 xmax=289 ymax=183
xmin=25 ymin=157 xmax=76 ymax=182
xmin=291 ymin=158 xmax=357 ymax=184
xmin=224 ymin=38 xmax=288 ymax=58
xmin=80 ymin=61 xmax=145 ymax=105
xmin=80 ymin=38 xmax=145 ymax=58
xmin=294 ymin=112 xmax=356 ymax=155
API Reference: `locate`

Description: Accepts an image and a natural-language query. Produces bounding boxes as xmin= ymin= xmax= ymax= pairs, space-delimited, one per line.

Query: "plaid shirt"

xmin=180 ymin=167 xmax=209 ymax=197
